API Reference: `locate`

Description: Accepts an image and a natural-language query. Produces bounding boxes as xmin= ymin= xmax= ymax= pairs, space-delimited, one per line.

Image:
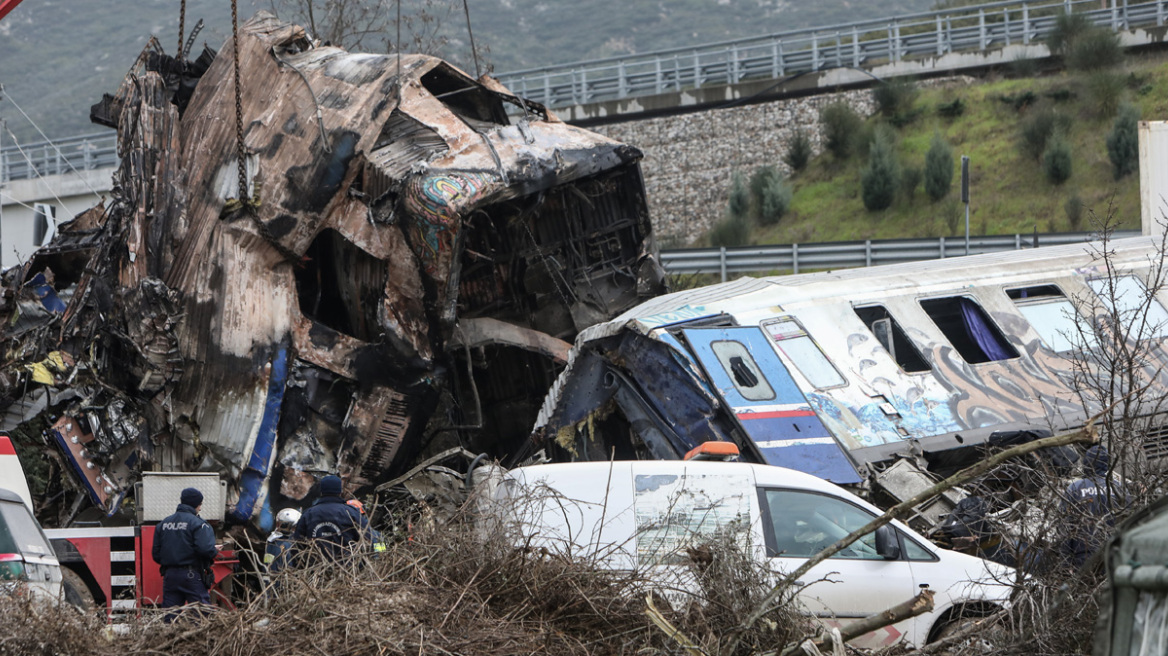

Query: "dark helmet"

xmin=1083 ymin=445 xmax=1110 ymax=477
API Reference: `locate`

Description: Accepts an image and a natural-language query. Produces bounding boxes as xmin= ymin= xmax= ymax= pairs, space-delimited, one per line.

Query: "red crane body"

xmin=0 ymin=0 xmax=25 ymax=23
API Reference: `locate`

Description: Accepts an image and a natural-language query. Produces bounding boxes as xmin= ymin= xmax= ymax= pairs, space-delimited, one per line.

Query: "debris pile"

xmin=0 ymin=12 xmax=665 ymax=527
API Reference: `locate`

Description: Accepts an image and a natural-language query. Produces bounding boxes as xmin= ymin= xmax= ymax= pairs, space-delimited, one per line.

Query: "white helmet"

xmin=275 ymin=507 xmax=301 ymax=527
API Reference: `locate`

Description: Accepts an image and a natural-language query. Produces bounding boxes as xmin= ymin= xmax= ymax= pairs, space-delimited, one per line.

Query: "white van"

xmin=498 ymin=454 xmax=1014 ymax=649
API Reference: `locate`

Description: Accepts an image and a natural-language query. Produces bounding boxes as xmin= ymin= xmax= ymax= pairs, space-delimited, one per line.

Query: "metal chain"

xmin=461 ymin=0 xmax=480 ymax=79
xmin=231 ymin=0 xmax=248 ymax=204
xmin=177 ymin=0 xmax=186 ymax=58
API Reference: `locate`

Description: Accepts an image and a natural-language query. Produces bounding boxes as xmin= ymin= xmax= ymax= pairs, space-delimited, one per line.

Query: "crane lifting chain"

xmin=220 ymin=0 xmax=261 ymax=216
xmin=177 ymin=0 xmax=185 ymax=59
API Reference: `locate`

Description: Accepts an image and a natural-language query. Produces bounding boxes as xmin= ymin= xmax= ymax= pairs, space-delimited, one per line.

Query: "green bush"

xmin=729 ymin=172 xmax=749 ymax=219
xmin=1047 ymin=11 xmax=1092 ymax=56
xmin=783 ymin=131 xmax=812 ymax=172
xmin=1084 ymin=72 xmax=1127 ymax=118
xmin=749 ymin=165 xmax=780 ymax=211
xmin=1019 ymin=107 xmax=1072 ymax=161
xmin=1066 ymin=27 xmax=1123 ymax=72
xmin=924 ymin=132 xmax=954 ymax=202
xmin=1065 ymin=195 xmax=1085 ymax=231
xmin=820 ymin=102 xmax=863 ymax=160
xmin=861 ymin=126 xmax=900 ymax=211
xmin=937 ymin=98 xmax=966 ymax=118
xmin=1107 ymin=102 xmax=1140 ymax=180
xmin=759 ymin=175 xmax=792 ymax=226
xmin=888 ymin=107 xmax=925 ymax=128
xmin=873 ymin=77 xmax=919 ymax=122
xmin=709 ymin=212 xmax=752 ymax=247
xmin=901 ymin=165 xmax=922 ymax=200
xmin=1043 ymin=131 xmax=1073 ymax=185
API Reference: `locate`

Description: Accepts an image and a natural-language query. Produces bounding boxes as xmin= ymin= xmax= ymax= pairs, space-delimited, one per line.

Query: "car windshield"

xmin=0 ymin=501 xmax=51 ymax=557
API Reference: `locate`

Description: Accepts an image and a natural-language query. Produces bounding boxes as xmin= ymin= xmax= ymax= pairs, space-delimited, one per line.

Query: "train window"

xmin=762 ymin=319 xmax=847 ymax=389
xmin=710 ymin=340 xmax=776 ymax=401
xmin=853 ymin=305 xmax=931 ymax=373
xmin=919 ymin=296 xmax=1019 ymax=364
xmin=1088 ymin=276 xmax=1168 ymax=339
xmin=1008 ymin=285 xmax=1095 ymax=352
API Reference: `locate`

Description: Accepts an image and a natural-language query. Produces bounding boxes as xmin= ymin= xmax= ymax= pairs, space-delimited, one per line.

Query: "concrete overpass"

xmin=0 ymin=133 xmax=114 ymax=270
xmin=496 ymin=0 xmax=1168 ymax=125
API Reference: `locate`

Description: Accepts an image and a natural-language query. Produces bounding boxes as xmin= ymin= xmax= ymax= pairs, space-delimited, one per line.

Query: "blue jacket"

xmin=292 ymin=496 xmax=372 ymax=560
xmin=151 ymin=503 xmax=217 ymax=568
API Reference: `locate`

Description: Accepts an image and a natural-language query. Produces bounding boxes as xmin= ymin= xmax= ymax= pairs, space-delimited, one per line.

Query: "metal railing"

xmin=497 ymin=0 xmax=1164 ymax=109
xmin=660 ymin=231 xmax=1141 ymax=280
xmin=0 ymin=132 xmax=118 ymax=184
xmin=7 ymin=1 xmax=1158 ymax=179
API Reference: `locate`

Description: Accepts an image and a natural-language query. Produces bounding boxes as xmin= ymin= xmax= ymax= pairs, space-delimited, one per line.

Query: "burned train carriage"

xmin=0 ymin=13 xmax=664 ymax=527
xmin=532 ymin=236 xmax=1168 ymax=508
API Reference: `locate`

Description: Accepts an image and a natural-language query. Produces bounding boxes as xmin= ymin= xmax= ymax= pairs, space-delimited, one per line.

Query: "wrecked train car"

xmin=530 ymin=237 xmax=1168 ymax=519
xmin=0 ymin=12 xmax=664 ymax=527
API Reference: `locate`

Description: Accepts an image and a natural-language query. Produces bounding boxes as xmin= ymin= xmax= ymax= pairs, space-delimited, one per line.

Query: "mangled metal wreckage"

xmin=0 ymin=13 xmax=664 ymax=527
xmin=528 ymin=237 xmax=1168 ymax=528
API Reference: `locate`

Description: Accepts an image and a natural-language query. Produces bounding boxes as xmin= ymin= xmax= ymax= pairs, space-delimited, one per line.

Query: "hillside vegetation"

xmin=710 ymin=49 xmax=1168 ymax=247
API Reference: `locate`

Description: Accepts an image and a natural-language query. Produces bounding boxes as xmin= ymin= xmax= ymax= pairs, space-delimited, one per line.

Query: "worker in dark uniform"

xmin=292 ymin=475 xmax=373 ymax=562
xmin=151 ymin=487 xmax=218 ymax=618
xmin=265 ymin=507 xmax=301 ymax=578
xmin=1061 ymin=445 xmax=1129 ymax=568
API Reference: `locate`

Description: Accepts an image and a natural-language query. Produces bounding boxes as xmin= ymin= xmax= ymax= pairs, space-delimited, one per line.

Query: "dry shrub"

xmin=2 ymin=498 xmax=804 ymax=656
xmin=0 ymin=595 xmax=104 ymax=655
xmin=677 ymin=540 xmax=803 ymax=655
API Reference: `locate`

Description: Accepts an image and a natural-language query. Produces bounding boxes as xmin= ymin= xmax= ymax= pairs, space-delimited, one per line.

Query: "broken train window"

xmin=919 ymin=295 xmax=1019 ymax=364
xmin=457 ymin=165 xmax=650 ymax=338
xmin=294 ymin=229 xmax=387 ymax=341
xmin=1088 ymin=275 xmax=1168 ymax=340
xmin=710 ymin=340 xmax=774 ymax=402
xmin=853 ymin=304 xmax=931 ymax=373
xmin=762 ymin=318 xmax=846 ymax=389
xmin=1008 ymin=284 xmax=1095 ymax=353
xmin=421 ymin=64 xmax=508 ymax=128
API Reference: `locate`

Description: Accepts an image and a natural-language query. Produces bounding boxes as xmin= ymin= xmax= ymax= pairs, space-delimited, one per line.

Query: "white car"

xmin=497 ymin=455 xmax=1014 ymax=649
xmin=0 ymin=487 xmax=62 ymax=603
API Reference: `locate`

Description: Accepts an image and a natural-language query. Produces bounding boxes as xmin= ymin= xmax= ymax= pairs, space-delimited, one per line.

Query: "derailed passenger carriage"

xmin=0 ymin=13 xmax=664 ymax=528
xmin=530 ymin=236 xmax=1168 ymax=523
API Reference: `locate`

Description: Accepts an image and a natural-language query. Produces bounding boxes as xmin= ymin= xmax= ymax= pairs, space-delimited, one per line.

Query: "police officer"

xmin=151 ymin=487 xmax=218 ymax=615
xmin=1061 ymin=445 xmax=1129 ymax=567
xmin=292 ymin=475 xmax=373 ymax=561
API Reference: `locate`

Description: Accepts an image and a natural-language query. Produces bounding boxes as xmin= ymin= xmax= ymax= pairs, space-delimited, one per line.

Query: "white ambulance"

xmin=0 ymin=436 xmax=62 ymax=602
xmin=498 ymin=444 xmax=1014 ymax=649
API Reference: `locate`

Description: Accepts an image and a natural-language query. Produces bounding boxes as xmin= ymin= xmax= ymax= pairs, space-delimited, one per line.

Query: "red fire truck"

xmin=1 ymin=434 xmax=237 ymax=613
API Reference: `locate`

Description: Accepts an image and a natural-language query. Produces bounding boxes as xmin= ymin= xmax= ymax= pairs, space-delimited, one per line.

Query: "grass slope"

xmin=746 ymin=54 xmax=1168 ymax=246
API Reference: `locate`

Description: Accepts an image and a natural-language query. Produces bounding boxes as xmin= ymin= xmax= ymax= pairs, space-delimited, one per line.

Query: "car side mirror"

xmin=875 ymin=525 xmax=901 ymax=560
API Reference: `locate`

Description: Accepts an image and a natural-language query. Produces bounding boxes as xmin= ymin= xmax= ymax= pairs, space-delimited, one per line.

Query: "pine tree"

xmin=862 ymin=127 xmax=900 ymax=211
xmin=924 ymin=132 xmax=954 ymax=202
xmin=1107 ymin=103 xmax=1140 ymax=180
